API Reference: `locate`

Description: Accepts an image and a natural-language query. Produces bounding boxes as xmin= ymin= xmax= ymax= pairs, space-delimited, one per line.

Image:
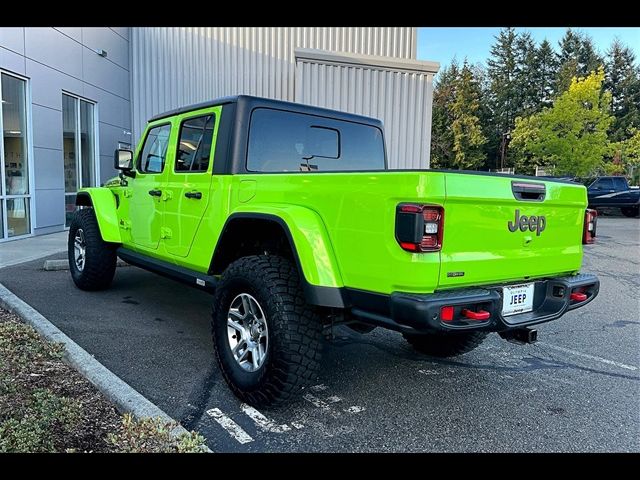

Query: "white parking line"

xmin=539 ymin=342 xmax=638 ymax=371
xmin=326 ymin=395 xmax=342 ymax=404
xmin=206 ymin=408 xmax=254 ymax=444
xmin=303 ymin=393 xmax=331 ymax=410
xmin=345 ymin=406 xmax=366 ymax=413
xmin=240 ymin=404 xmax=291 ymax=433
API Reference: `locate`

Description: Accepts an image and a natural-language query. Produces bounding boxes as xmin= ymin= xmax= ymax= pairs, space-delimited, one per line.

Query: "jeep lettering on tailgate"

xmin=508 ymin=209 xmax=546 ymax=236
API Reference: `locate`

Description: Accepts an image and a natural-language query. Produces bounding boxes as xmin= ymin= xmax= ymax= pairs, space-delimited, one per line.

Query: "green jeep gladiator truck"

xmin=68 ymin=95 xmax=600 ymax=406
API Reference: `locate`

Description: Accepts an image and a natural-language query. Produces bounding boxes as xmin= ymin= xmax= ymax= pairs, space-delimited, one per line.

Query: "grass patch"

xmin=0 ymin=308 xmax=207 ymax=453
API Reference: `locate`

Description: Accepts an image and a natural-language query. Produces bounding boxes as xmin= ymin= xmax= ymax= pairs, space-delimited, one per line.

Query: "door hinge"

xmin=160 ymin=227 xmax=172 ymax=239
xmin=161 ymin=191 xmax=173 ymax=201
xmin=119 ymin=219 xmax=131 ymax=230
xmin=123 ymin=189 xmax=132 ymax=198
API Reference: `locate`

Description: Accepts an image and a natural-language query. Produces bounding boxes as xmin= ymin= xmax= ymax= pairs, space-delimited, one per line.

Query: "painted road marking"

xmin=345 ymin=406 xmax=366 ymax=413
xmin=326 ymin=395 xmax=342 ymax=404
xmin=539 ymin=342 xmax=638 ymax=371
xmin=240 ymin=404 xmax=292 ymax=433
xmin=303 ymin=393 xmax=331 ymax=410
xmin=310 ymin=384 xmax=328 ymax=392
xmin=291 ymin=422 xmax=305 ymax=429
xmin=419 ymin=369 xmax=439 ymax=376
xmin=206 ymin=408 xmax=254 ymax=444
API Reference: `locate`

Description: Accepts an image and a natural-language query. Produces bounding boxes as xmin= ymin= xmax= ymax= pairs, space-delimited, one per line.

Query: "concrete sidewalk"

xmin=0 ymin=231 xmax=67 ymax=269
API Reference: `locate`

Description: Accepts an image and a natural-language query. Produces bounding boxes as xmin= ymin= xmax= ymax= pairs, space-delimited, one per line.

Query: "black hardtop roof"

xmin=148 ymin=94 xmax=383 ymax=127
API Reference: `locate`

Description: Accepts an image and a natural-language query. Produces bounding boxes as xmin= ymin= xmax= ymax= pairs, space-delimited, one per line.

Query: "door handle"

xmin=185 ymin=191 xmax=202 ymax=199
xmin=148 ymin=189 xmax=162 ymax=197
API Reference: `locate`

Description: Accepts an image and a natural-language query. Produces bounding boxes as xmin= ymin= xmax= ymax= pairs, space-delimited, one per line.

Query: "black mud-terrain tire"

xmin=68 ymin=208 xmax=117 ymax=291
xmin=211 ymin=255 xmax=323 ymax=406
xmin=403 ymin=331 xmax=488 ymax=357
xmin=621 ymin=206 xmax=639 ymax=218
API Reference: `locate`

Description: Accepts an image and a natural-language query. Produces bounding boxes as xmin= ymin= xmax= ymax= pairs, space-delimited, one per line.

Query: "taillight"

xmin=583 ymin=209 xmax=597 ymax=244
xmin=395 ymin=203 xmax=444 ymax=252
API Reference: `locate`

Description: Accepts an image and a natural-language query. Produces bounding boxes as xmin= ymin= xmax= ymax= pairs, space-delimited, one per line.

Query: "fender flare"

xmin=211 ymin=206 xmax=346 ymax=307
xmin=75 ymin=188 xmax=122 ymax=244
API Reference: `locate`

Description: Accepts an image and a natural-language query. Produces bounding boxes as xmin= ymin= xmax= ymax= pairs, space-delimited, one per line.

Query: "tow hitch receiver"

xmin=499 ymin=328 xmax=538 ymax=345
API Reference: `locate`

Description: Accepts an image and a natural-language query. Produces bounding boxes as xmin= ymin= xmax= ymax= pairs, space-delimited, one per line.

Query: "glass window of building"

xmin=0 ymin=72 xmax=31 ymax=240
xmin=63 ymin=93 xmax=96 ymax=227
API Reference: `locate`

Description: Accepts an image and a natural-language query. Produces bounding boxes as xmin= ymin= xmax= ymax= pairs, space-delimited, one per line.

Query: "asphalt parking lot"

xmin=1 ymin=216 xmax=638 ymax=452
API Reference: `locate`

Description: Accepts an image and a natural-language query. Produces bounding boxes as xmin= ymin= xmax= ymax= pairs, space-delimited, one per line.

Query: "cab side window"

xmin=138 ymin=124 xmax=172 ymax=174
xmin=593 ymin=178 xmax=614 ymax=190
xmin=175 ymin=114 xmax=216 ymax=173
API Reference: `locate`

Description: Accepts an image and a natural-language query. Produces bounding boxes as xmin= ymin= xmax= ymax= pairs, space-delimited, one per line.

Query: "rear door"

xmin=162 ymin=106 xmax=221 ymax=257
xmin=439 ymin=173 xmax=587 ymax=289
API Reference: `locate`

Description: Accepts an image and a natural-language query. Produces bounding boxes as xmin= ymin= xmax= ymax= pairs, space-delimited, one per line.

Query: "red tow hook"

xmin=570 ymin=292 xmax=587 ymax=302
xmin=461 ymin=309 xmax=490 ymax=321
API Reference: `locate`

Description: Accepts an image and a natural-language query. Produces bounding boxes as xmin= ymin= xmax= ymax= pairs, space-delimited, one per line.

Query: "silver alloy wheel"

xmin=74 ymin=228 xmax=86 ymax=272
xmin=226 ymin=293 xmax=268 ymax=372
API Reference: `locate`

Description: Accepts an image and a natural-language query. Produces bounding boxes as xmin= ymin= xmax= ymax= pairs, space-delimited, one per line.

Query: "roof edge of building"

xmin=294 ymin=48 xmax=440 ymax=75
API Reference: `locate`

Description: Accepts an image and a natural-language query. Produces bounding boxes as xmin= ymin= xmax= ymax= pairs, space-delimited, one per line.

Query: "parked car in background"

xmin=581 ymin=176 xmax=640 ymax=217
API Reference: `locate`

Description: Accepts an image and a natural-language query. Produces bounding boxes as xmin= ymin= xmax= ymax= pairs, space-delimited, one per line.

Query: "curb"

xmin=0 ymin=282 xmax=212 ymax=453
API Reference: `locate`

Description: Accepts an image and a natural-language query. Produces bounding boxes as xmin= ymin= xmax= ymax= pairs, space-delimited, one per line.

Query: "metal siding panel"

xmin=294 ymin=58 xmax=433 ymax=169
xmin=130 ymin=27 xmax=418 ymax=142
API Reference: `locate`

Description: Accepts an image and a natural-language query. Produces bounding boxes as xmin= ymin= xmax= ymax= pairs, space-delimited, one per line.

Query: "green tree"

xmin=533 ymin=39 xmax=559 ymax=109
xmin=514 ymin=32 xmax=538 ymax=116
xmin=605 ymin=39 xmax=640 ymax=142
xmin=556 ymin=29 xmax=604 ymax=93
xmin=511 ymin=68 xmax=614 ymax=177
xmin=430 ymin=60 xmax=459 ymax=169
xmin=487 ymin=27 xmax=519 ymax=148
xmin=609 ymin=128 xmax=640 ymax=179
xmin=450 ymin=61 xmax=487 ymax=169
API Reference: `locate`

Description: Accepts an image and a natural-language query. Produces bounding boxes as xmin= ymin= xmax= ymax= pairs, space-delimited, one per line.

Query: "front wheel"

xmin=211 ymin=255 xmax=323 ymax=406
xmin=68 ymin=208 xmax=117 ymax=291
xmin=403 ymin=331 xmax=488 ymax=357
xmin=621 ymin=206 xmax=639 ymax=218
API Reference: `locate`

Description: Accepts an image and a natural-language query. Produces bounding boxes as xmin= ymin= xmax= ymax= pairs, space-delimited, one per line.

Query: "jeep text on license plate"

xmin=502 ymin=283 xmax=535 ymax=316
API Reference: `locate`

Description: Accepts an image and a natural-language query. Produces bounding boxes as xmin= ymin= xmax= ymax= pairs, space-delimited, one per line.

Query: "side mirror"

xmin=114 ymin=149 xmax=134 ymax=171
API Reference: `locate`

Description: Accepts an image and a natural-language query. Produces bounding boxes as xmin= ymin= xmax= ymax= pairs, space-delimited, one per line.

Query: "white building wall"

xmin=130 ymin=27 xmax=431 ymax=167
xmin=294 ymin=49 xmax=437 ymax=169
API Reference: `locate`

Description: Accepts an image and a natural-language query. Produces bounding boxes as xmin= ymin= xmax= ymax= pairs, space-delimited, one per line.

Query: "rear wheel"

xmin=211 ymin=255 xmax=323 ymax=406
xmin=403 ymin=331 xmax=488 ymax=357
xmin=68 ymin=208 xmax=117 ymax=291
xmin=621 ymin=206 xmax=639 ymax=218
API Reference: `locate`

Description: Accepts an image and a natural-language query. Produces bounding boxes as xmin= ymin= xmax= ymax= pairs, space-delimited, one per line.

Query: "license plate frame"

xmin=502 ymin=283 xmax=535 ymax=317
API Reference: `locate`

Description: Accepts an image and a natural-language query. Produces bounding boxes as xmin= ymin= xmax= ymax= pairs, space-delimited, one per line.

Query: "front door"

xmin=163 ymin=107 xmax=220 ymax=257
xmin=129 ymin=122 xmax=173 ymax=250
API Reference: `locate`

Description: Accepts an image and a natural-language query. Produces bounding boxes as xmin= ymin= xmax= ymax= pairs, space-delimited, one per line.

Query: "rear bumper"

xmin=350 ymin=273 xmax=599 ymax=333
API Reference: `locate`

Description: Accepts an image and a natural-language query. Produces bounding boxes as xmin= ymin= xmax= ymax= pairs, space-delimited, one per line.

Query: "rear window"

xmin=247 ymin=108 xmax=385 ymax=172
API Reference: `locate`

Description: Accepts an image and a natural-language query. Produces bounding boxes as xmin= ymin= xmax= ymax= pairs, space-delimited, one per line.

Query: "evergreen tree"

xmin=533 ymin=39 xmax=558 ymax=109
xmin=487 ymin=27 xmax=519 ymax=153
xmin=605 ymin=39 xmax=640 ymax=142
xmin=430 ymin=60 xmax=459 ymax=169
xmin=514 ymin=32 xmax=538 ymax=116
xmin=556 ymin=29 xmax=604 ymax=92
xmin=450 ymin=61 xmax=487 ymax=169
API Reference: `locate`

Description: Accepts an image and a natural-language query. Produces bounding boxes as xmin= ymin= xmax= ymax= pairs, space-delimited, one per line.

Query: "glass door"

xmin=0 ymin=71 xmax=31 ymax=240
xmin=63 ymin=93 xmax=96 ymax=227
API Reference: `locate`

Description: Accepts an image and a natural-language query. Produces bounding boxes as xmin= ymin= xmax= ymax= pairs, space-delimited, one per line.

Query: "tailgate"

xmin=439 ymin=173 xmax=587 ymax=288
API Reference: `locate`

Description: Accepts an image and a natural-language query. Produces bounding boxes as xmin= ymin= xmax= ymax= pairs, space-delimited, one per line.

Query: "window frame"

xmin=136 ymin=122 xmax=173 ymax=175
xmin=62 ymin=92 xmax=99 ymax=229
xmin=0 ymin=69 xmax=35 ymax=242
xmin=174 ymin=113 xmax=217 ymax=174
